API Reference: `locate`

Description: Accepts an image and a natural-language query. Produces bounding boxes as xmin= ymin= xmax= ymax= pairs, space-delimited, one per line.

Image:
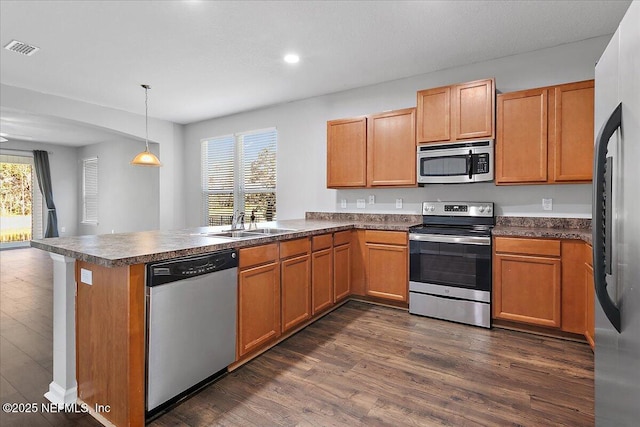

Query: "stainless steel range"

xmin=409 ymin=201 xmax=494 ymax=328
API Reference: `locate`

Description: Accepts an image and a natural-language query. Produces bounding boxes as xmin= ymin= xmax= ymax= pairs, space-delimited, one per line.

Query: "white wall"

xmin=1 ymin=84 xmax=186 ymax=230
xmin=77 ymin=140 xmax=160 ymax=235
xmin=0 ymin=141 xmax=79 ymax=236
xmin=183 ymin=36 xmax=609 ymax=225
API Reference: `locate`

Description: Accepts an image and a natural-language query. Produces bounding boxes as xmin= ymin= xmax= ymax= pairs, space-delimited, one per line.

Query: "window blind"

xmin=82 ymin=157 xmax=98 ymax=224
xmin=202 ymin=128 xmax=277 ymax=226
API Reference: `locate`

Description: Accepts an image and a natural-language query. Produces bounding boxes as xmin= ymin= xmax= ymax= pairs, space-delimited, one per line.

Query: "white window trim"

xmin=201 ymin=127 xmax=277 ymax=226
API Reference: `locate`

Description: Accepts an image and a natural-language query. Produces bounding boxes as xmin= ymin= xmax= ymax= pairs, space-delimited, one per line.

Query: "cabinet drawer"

xmin=494 ymin=237 xmax=560 ymax=257
xmin=333 ymin=230 xmax=351 ymax=246
xmin=280 ymin=238 xmax=310 ymax=259
xmin=312 ymin=234 xmax=333 ymax=251
xmin=585 ymin=243 xmax=593 ymax=267
xmin=239 ymin=243 xmax=279 ymax=269
xmin=364 ymin=230 xmax=407 ymax=246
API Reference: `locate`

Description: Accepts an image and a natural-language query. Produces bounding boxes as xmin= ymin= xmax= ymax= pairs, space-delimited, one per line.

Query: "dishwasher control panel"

xmin=147 ymin=250 xmax=238 ymax=287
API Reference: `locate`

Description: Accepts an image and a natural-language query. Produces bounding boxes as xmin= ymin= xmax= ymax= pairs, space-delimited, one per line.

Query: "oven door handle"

xmin=409 ymin=233 xmax=491 ymax=246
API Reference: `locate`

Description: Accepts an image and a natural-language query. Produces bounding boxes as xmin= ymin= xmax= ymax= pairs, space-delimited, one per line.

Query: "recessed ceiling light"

xmin=284 ymin=54 xmax=300 ymax=64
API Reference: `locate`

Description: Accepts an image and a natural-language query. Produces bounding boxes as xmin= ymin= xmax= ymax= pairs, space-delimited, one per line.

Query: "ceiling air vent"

xmin=4 ymin=40 xmax=40 ymax=56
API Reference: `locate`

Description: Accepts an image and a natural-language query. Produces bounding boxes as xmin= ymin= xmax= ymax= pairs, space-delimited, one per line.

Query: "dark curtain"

xmin=33 ymin=150 xmax=59 ymax=238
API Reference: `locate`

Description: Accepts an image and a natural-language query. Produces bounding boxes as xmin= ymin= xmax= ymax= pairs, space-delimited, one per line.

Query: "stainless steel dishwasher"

xmin=146 ymin=249 xmax=237 ymax=414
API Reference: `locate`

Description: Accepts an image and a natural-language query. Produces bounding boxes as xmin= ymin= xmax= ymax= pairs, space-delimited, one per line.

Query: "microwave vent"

xmin=4 ymin=40 xmax=40 ymax=56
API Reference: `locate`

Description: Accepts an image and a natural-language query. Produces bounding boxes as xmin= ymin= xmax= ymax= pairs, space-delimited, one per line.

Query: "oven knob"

xmin=479 ymin=206 xmax=485 ymax=213
xmin=486 ymin=205 xmax=492 ymax=213
xmin=428 ymin=206 xmax=435 ymax=212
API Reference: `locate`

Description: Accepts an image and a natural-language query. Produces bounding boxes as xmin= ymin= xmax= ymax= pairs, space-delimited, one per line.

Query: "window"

xmin=202 ymin=128 xmax=277 ymax=226
xmin=82 ymin=157 xmax=98 ymax=224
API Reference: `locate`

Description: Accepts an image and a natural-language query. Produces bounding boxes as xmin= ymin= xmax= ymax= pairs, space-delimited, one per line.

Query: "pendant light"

xmin=131 ymin=84 xmax=162 ymax=167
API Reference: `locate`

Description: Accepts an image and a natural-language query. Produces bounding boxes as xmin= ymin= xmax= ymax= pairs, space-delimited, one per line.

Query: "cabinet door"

xmin=496 ymin=89 xmax=548 ymax=184
xmin=452 ymin=78 xmax=494 ymax=140
xmin=560 ymin=241 xmax=587 ymax=334
xmin=585 ymin=263 xmax=595 ymax=349
xmin=549 ymin=80 xmax=594 ymax=183
xmin=365 ymin=243 xmax=408 ymax=302
xmin=327 ymin=117 xmax=367 ymax=188
xmin=281 ymin=254 xmax=311 ymax=333
xmin=312 ymin=248 xmax=333 ymax=314
xmin=585 ymin=243 xmax=594 ymax=349
xmin=416 ymin=86 xmax=451 ymax=143
xmin=237 ymin=261 xmax=280 ymax=357
xmin=333 ymin=243 xmax=351 ymax=303
xmin=493 ymin=253 xmax=561 ymax=327
xmin=367 ymin=108 xmax=416 ymax=187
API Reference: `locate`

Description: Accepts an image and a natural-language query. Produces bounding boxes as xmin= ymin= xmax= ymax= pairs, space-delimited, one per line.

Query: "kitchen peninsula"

xmin=30 ymin=214 xmax=419 ymax=427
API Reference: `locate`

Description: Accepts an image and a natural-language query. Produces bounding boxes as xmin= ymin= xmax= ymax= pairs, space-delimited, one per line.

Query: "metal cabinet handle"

xmin=593 ymin=102 xmax=622 ymax=333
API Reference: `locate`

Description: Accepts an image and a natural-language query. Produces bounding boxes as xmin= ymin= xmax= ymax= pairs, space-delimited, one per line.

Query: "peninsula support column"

xmin=44 ymin=253 xmax=77 ymax=405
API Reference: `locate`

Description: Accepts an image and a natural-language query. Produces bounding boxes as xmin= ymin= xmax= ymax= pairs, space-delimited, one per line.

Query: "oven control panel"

xmin=422 ymin=201 xmax=493 ymax=217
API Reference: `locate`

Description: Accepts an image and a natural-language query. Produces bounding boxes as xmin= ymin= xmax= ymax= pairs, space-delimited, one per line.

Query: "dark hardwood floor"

xmin=1 ymin=248 xmax=594 ymax=426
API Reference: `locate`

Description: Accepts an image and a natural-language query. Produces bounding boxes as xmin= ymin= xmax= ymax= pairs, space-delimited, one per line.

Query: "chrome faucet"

xmin=231 ymin=211 xmax=245 ymax=230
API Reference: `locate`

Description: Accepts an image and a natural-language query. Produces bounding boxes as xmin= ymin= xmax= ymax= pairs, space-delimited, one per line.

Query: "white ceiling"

xmin=0 ymin=0 xmax=632 ymax=134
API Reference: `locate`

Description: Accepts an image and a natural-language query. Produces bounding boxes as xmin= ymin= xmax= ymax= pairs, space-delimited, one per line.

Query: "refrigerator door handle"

xmin=593 ymin=102 xmax=622 ymax=333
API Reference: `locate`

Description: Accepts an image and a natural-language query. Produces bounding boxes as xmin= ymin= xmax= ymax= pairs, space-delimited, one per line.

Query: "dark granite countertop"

xmin=31 ymin=216 xmax=420 ymax=267
xmin=492 ymin=216 xmax=592 ymax=244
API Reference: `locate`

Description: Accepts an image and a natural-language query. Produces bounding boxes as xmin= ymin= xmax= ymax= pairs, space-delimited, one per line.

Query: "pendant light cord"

xmin=144 ymin=85 xmax=150 ymax=151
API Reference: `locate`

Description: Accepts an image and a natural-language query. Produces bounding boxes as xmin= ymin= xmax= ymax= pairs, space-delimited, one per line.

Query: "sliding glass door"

xmin=0 ymin=154 xmax=42 ymax=249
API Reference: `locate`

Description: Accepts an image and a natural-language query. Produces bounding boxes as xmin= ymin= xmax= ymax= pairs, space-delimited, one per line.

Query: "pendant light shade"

xmin=131 ymin=84 xmax=162 ymax=167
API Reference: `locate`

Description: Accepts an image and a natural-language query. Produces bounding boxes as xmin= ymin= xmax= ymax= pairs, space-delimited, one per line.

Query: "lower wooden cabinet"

xmin=238 ymin=245 xmax=281 ymax=358
xmin=311 ymin=234 xmax=333 ymax=314
xmin=493 ymin=237 xmax=561 ymax=327
xmin=585 ymin=244 xmax=595 ymax=349
xmin=364 ymin=231 xmax=408 ymax=302
xmin=493 ymin=237 xmax=596 ymax=344
xmin=280 ymin=238 xmax=312 ymax=334
xmin=333 ymin=230 xmax=351 ymax=302
xmin=560 ymin=241 xmax=587 ymax=334
xmin=281 ymin=254 xmax=311 ymax=333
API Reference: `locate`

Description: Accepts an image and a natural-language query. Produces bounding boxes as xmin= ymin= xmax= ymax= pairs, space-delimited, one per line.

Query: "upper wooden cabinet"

xmin=327 ymin=117 xmax=367 ymax=188
xmin=327 ymin=108 xmax=417 ymax=188
xmin=496 ymin=80 xmax=594 ymax=185
xmin=367 ymin=108 xmax=416 ymax=187
xmin=417 ymin=78 xmax=495 ymax=144
xmin=549 ymin=81 xmax=595 ymax=182
xmin=496 ymin=88 xmax=548 ymax=183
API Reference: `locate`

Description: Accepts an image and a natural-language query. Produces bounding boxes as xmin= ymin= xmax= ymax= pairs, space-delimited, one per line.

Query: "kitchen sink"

xmin=210 ymin=231 xmax=264 ymax=239
xmin=194 ymin=227 xmax=297 ymax=239
xmin=250 ymin=228 xmax=296 ymax=235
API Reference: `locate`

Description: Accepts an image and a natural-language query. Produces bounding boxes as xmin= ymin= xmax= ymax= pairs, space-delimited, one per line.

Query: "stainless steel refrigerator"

xmin=593 ymin=1 xmax=640 ymax=425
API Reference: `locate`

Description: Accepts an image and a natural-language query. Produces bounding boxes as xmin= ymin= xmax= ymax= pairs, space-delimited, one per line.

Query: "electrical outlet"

xmin=396 ymin=199 xmax=403 ymax=209
xmin=80 ymin=268 xmax=93 ymax=285
xmin=356 ymin=199 xmax=366 ymax=209
xmin=340 ymin=199 xmax=347 ymax=209
xmin=60 ymin=226 xmax=66 ymax=233
xmin=368 ymin=195 xmax=375 ymax=205
xmin=542 ymin=198 xmax=553 ymax=211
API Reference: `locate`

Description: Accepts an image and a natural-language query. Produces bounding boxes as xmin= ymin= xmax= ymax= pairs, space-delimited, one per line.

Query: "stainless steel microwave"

xmin=417 ymin=139 xmax=494 ymax=184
